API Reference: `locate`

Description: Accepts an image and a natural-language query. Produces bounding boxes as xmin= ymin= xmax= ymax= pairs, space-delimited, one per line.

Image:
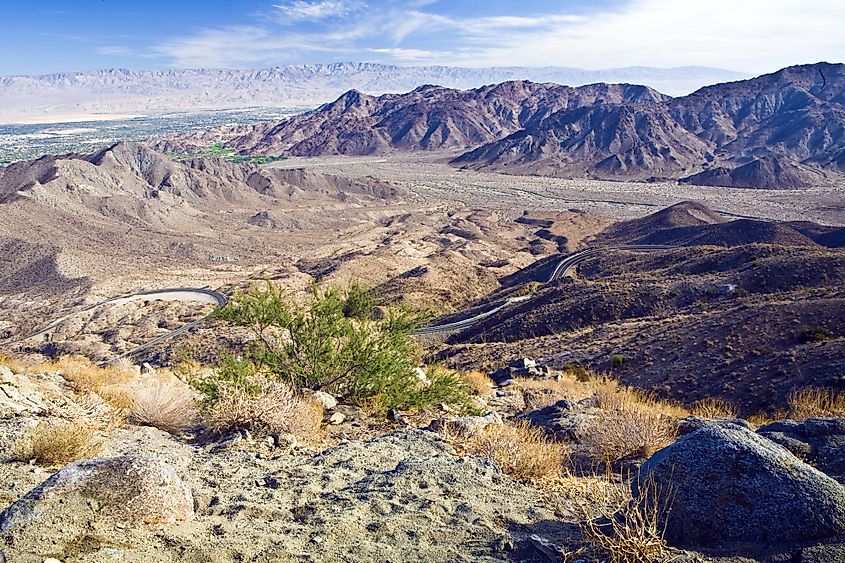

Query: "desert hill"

xmin=437 ymin=202 xmax=845 ymax=414
xmin=154 ymin=81 xmax=666 ymax=157
xmin=161 ymin=63 xmax=845 ymax=188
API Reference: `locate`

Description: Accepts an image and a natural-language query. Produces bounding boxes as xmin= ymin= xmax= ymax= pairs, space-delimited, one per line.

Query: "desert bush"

xmin=690 ymin=397 xmax=738 ymax=419
xmin=213 ymin=282 xmax=473 ymax=412
xmin=459 ymin=370 xmax=494 ymax=396
xmin=466 ymin=421 xmax=568 ymax=482
xmin=575 ymin=473 xmax=672 ymax=563
xmin=202 ymin=374 xmax=323 ymax=441
xmin=788 ymin=386 xmax=845 ymax=419
xmin=11 ymin=420 xmax=102 ymax=466
xmin=130 ymin=378 xmax=199 ymax=434
xmin=58 ymin=357 xmax=137 ymax=409
xmin=579 ymin=406 xmax=677 ymax=467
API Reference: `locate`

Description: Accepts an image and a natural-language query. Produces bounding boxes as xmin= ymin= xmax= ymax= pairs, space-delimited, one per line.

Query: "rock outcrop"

xmin=638 ymin=424 xmax=845 ymax=551
xmin=758 ymin=418 xmax=845 ymax=483
xmin=0 ymin=455 xmax=194 ymax=543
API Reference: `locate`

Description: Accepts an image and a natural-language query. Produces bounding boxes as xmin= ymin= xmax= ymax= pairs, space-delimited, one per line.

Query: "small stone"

xmin=329 ymin=412 xmax=346 ymax=425
xmin=140 ymin=362 xmax=156 ymax=375
xmin=306 ymin=389 xmax=338 ymax=410
xmin=311 ymin=535 xmax=324 ymax=544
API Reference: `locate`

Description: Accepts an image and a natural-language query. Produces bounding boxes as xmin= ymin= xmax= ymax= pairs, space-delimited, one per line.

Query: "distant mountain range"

xmin=157 ymin=62 xmax=845 ymax=188
xmin=0 ymin=62 xmax=746 ymax=122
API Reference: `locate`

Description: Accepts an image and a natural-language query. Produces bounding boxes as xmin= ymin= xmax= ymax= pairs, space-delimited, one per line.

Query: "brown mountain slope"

xmin=455 ymin=63 xmax=845 ymax=185
xmin=157 ymin=63 xmax=845 ymax=188
xmin=154 ymin=81 xmax=668 ymax=157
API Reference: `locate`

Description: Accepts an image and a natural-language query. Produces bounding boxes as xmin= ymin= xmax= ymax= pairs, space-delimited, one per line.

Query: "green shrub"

xmin=208 ymin=282 xmax=473 ymax=413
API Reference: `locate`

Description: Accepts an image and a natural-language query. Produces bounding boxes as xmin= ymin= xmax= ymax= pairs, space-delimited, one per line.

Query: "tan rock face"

xmin=0 ymin=455 xmax=194 ymax=537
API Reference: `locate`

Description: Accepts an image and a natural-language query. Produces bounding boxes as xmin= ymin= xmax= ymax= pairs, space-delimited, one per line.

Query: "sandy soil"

xmin=268 ymin=152 xmax=845 ymax=226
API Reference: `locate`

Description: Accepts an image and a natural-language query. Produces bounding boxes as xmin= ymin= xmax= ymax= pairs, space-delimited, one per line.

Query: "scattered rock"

xmin=639 ymin=424 xmax=845 ymax=552
xmin=518 ymin=399 xmax=597 ymax=441
xmin=758 ymin=418 xmax=845 ymax=482
xmin=427 ymin=411 xmax=502 ymax=437
xmin=306 ymin=389 xmax=338 ymax=410
xmin=0 ymin=456 xmax=194 ymax=542
xmin=677 ymin=416 xmax=752 ymax=436
xmin=490 ymin=357 xmax=551 ymax=384
xmin=329 ymin=412 xmax=346 ymax=425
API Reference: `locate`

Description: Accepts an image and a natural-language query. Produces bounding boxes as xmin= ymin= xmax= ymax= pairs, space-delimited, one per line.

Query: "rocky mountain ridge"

xmin=161 ymin=63 xmax=845 ymax=188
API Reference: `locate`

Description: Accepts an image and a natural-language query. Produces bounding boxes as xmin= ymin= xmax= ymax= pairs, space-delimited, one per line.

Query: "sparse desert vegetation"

xmin=472 ymin=421 xmax=568 ymax=482
xmin=129 ymin=377 xmax=199 ymax=434
xmin=788 ymin=386 xmax=845 ymax=419
xmin=10 ymin=420 xmax=102 ymax=466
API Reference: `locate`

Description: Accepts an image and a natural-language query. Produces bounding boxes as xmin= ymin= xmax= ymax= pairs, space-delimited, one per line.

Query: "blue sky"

xmin=1 ymin=0 xmax=842 ymax=75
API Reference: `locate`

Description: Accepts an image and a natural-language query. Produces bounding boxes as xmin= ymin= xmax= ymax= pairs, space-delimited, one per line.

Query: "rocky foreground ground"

xmin=2 ymin=357 xmax=845 ymax=563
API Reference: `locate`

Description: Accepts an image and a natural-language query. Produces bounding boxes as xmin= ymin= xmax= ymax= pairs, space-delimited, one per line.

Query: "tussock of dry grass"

xmin=205 ymin=378 xmax=323 ymax=442
xmin=130 ymin=378 xmax=199 ymax=434
xmin=0 ymin=353 xmax=25 ymax=374
xmin=788 ymin=387 xmax=845 ymax=419
xmin=592 ymin=382 xmax=688 ymax=420
xmin=578 ymin=407 xmax=677 ymax=466
xmin=460 ymin=370 xmax=494 ymax=396
xmin=573 ymin=473 xmax=672 ymax=563
xmin=690 ymin=397 xmax=738 ymax=419
xmin=464 ymin=421 xmax=568 ymax=483
xmin=11 ymin=420 xmax=102 ymax=466
xmin=49 ymin=356 xmax=138 ymax=409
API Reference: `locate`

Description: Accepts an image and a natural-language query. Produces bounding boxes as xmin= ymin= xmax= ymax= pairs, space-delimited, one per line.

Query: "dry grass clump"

xmin=579 ymin=407 xmax=677 ymax=467
xmin=11 ymin=420 xmax=102 ymax=466
xmin=205 ymin=377 xmax=323 ymax=442
xmin=788 ymin=386 xmax=845 ymax=419
xmin=579 ymin=381 xmax=684 ymax=466
xmin=55 ymin=356 xmax=138 ymax=409
xmin=130 ymin=378 xmax=199 ymax=434
xmin=573 ymin=474 xmax=672 ymax=563
xmin=690 ymin=397 xmax=738 ymax=419
xmin=464 ymin=421 xmax=568 ymax=483
xmin=459 ymin=370 xmax=494 ymax=396
xmin=593 ymin=382 xmax=688 ymax=420
xmin=0 ymin=353 xmax=25 ymax=374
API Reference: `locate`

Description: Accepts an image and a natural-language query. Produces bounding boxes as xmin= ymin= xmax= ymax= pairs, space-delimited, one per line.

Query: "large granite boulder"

xmin=638 ymin=424 xmax=845 ymax=551
xmin=0 ymin=455 xmax=194 ymax=539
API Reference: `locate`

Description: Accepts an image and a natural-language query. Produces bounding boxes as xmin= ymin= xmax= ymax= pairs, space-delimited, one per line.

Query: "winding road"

xmin=413 ymin=245 xmax=674 ymax=335
xmin=4 ymin=245 xmax=674 ymax=360
xmin=5 ymin=288 xmax=227 ymax=364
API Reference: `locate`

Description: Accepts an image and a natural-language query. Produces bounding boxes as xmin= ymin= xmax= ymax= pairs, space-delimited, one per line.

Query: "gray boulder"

xmin=758 ymin=418 xmax=845 ymax=483
xmin=518 ymin=399 xmax=597 ymax=441
xmin=677 ymin=415 xmax=752 ymax=436
xmin=639 ymin=424 xmax=845 ymax=550
xmin=0 ymin=455 xmax=194 ymax=539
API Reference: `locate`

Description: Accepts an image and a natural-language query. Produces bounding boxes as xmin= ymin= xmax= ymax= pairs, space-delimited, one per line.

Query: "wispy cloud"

xmin=273 ymin=0 xmax=365 ymax=22
xmin=147 ymin=0 xmax=845 ymax=73
xmin=97 ymin=46 xmax=132 ymax=56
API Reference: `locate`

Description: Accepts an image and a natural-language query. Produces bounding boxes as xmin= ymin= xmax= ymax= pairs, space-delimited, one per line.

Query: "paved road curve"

xmin=413 ymin=245 xmax=674 ymax=336
xmin=5 ymin=288 xmax=227 ymax=364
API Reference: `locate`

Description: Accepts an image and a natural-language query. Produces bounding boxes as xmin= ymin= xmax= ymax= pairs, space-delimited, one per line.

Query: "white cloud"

xmin=273 ymin=0 xmax=364 ymax=22
xmin=148 ymin=0 xmax=845 ymax=73
xmin=427 ymin=0 xmax=845 ymax=73
xmin=370 ymin=47 xmax=445 ymax=61
xmin=97 ymin=46 xmax=132 ymax=56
